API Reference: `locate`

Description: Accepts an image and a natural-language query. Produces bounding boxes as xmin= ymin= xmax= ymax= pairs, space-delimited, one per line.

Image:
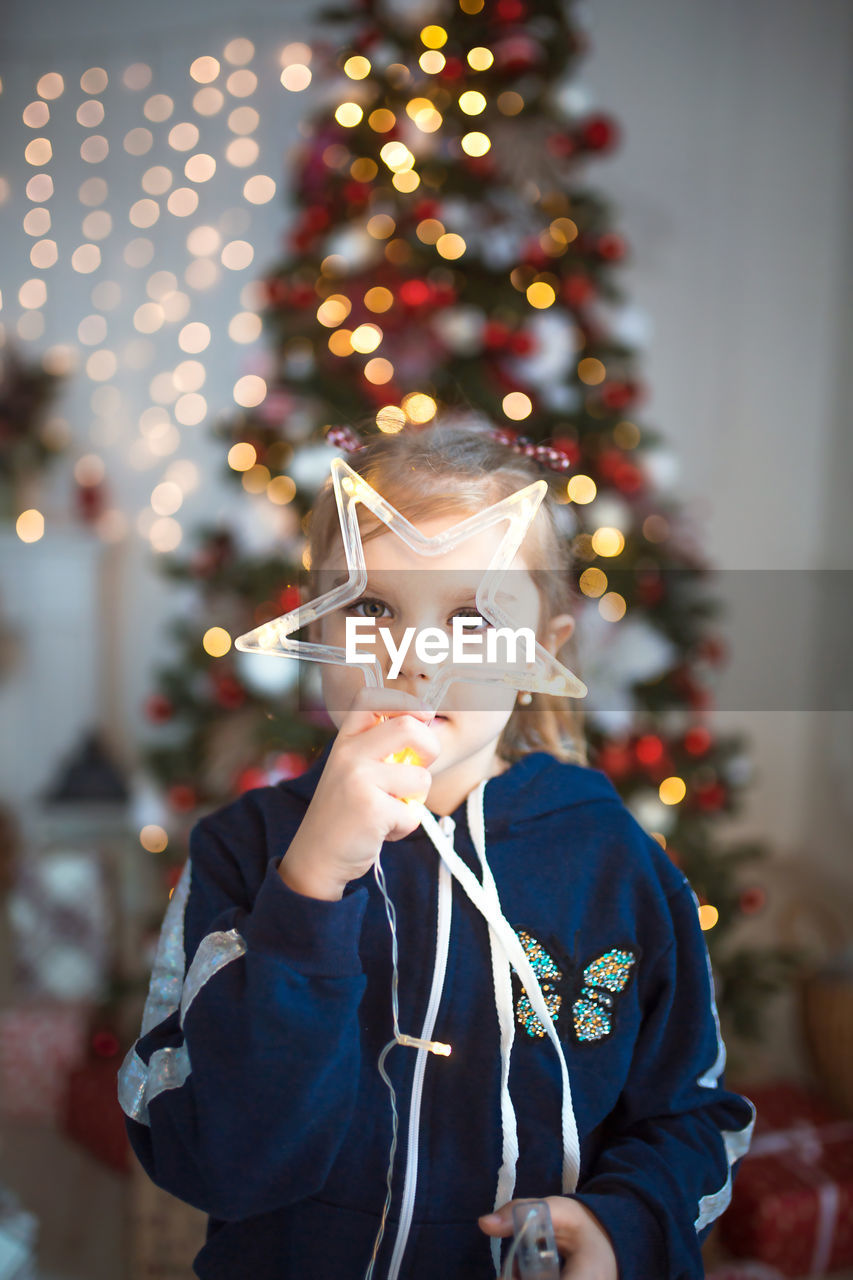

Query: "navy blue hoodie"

xmin=119 ymin=739 xmax=754 ymax=1279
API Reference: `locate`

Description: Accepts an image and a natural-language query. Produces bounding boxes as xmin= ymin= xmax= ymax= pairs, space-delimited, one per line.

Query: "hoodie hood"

xmin=278 ymin=736 xmax=622 ymax=839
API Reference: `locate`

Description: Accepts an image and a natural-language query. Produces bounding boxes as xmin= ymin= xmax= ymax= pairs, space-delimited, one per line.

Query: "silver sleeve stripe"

xmin=141 ymin=860 xmax=193 ymax=1036
xmin=688 ymin=888 xmax=726 ymax=1090
xmin=694 ymin=1106 xmax=756 ymax=1232
xmin=180 ymin=929 xmax=247 ymax=1027
xmin=118 ymin=1044 xmax=192 ymax=1125
xmin=118 ymin=858 xmax=246 ymax=1127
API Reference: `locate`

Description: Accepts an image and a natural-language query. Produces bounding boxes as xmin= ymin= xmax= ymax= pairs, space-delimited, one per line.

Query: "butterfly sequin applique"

xmin=514 ymin=930 xmax=638 ymax=1044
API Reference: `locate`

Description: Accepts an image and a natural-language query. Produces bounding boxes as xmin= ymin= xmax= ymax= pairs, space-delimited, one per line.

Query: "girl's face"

xmin=311 ymin=510 xmax=574 ymax=809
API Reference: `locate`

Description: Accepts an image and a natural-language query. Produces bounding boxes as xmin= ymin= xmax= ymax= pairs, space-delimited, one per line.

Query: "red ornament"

xmin=597 ymin=233 xmax=628 ymax=262
xmin=684 ymin=726 xmax=713 ymax=756
xmin=546 ymin=133 xmax=576 ymax=160
xmin=636 ymin=573 xmax=665 ymax=606
xmin=580 ymin=114 xmax=621 ymax=153
xmin=551 ymin=436 xmax=580 ymax=466
xmin=271 ymin=752 xmax=309 ymax=781
xmin=213 ymin=672 xmax=247 ymax=710
xmin=236 ymin=766 xmax=269 ymax=794
xmin=493 ymin=33 xmax=540 ymax=74
xmin=76 ymin=480 xmax=105 ymax=524
xmin=562 ymin=275 xmax=596 ymax=307
xmin=508 ymin=330 xmax=534 ymax=356
xmin=697 ymin=634 xmax=728 ymax=666
xmin=167 ymin=783 xmax=197 ymax=813
xmin=693 ymin=780 xmax=727 ymax=811
xmin=91 ymin=1029 xmax=120 ymax=1059
xmin=278 ymin=584 xmax=301 ymax=613
xmin=496 ymin=0 xmax=527 ymax=20
xmin=399 ymin=278 xmax=432 ymax=308
xmin=145 ymin=694 xmax=173 ymax=723
xmin=343 ymin=181 xmax=371 ymax=206
xmin=739 ymin=886 xmax=767 ymax=915
xmin=599 ymin=380 xmax=639 ymax=411
xmin=439 ymin=57 xmax=466 ymax=81
xmin=635 ymin=734 xmax=664 ymax=767
xmin=596 ymin=741 xmax=633 ymax=780
xmin=483 ymin=322 xmax=512 ymax=351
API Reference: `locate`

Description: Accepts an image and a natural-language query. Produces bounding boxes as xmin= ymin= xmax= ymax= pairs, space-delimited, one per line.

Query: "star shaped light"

xmin=234 ymin=455 xmax=587 ymax=712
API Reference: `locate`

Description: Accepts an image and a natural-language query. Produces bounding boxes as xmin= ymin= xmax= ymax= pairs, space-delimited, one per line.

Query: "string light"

xmin=461 ymin=131 xmax=490 ymax=157
xmin=124 ymin=127 xmax=153 ymax=156
xmin=430 ymin=232 xmax=462 ymax=262
xmin=659 ymin=776 xmax=687 ymax=805
xmin=364 ymin=358 xmax=394 ymax=385
xmin=578 ymin=357 xmax=606 ymax=385
xmin=37 ymin=73 xmax=64 ymax=100
xmin=242 ymin=464 xmax=271 ymax=493
xmin=80 ymin=135 xmax=109 ymax=164
xmin=82 ymin=210 xmax=112 ymax=239
xmin=225 ymin=138 xmax=258 ymax=167
xmin=698 ymin=904 xmax=719 ymax=931
xmin=527 ymin=282 xmax=556 ymax=309
xmin=402 ymin=393 xmax=435 ymax=424
xmin=233 ymin=374 xmax=266 ymax=407
xmin=194 ymin=88 xmax=224 ymax=116
xmin=76 ymin=100 xmax=105 ymax=128
xmin=144 ymin=94 xmax=174 ymax=123
xmin=226 ymin=70 xmax=257 ymax=97
xmin=579 ymin=568 xmax=607 ymax=598
xmin=267 ymin=475 xmax=296 ymax=504
xmin=224 ymin=38 xmax=255 ymax=65
xmin=567 ymin=475 xmax=596 ymax=504
xmin=420 ymin=25 xmax=447 ymax=48
xmin=151 ymin=481 xmax=183 ymax=515
xmin=350 ymin=324 xmax=382 ymax=353
xmin=598 ymin=592 xmax=626 ymax=622
xmin=81 ymin=68 xmax=108 ymax=94
xmin=377 ymin=406 xmax=406 ymax=433
xmin=229 ymin=106 xmax=259 ymax=134
xmin=280 ymin=65 xmax=311 ymax=91
xmin=335 ymin=102 xmax=363 ymax=128
xmin=23 ymin=102 xmax=50 ymax=127
xmin=502 ymin=391 xmax=532 ymax=421
xmin=591 ymin=527 xmax=625 ymax=557
xmin=419 ymin=50 xmax=446 ymax=75
xmin=467 ymin=47 xmax=494 ymax=71
xmin=368 ymin=108 xmax=396 ymax=133
xmin=228 ymin=312 xmax=262 ymax=343
xmin=459 ymin=91 xmax=486 ymax=115
xmin=139 ymin=825 xmax=168 ymax=853
xmin=122 ymin=64 xmax=153 ymax=91
xmin=203 ymin=627 xmax=232 ymax=657
xmin=16 ymin=509 xmax=45 ymax=542
xmin=228 ymin=442 xmax=257 ymax=471
xmin=27 ymin=174 xmax=54 ymax=201
xmin=243 ymin=174 xmax=275 ymax=204
xmin=344 ymin=56 xmax=371 ymax=79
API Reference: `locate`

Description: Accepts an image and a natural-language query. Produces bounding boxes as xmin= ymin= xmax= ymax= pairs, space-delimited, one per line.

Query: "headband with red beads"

xmin=325 ymin=424 xmax=572 ymax=474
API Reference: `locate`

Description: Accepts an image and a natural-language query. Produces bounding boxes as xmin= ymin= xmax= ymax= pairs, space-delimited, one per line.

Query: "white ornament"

xmin=236 ymin=649 xmax=300 ymax=698
xmin=430 ymin=306 xmax=486 ymax=356
xmin=628 ymin=790 xmax=676 ymax=836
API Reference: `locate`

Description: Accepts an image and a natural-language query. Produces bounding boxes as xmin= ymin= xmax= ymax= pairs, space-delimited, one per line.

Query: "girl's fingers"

xmin=372 ymin=760 xmax=434 ymax=805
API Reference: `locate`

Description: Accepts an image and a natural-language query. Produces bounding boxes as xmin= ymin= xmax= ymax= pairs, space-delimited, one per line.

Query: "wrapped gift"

xmin=0 ymin=1003 xmax=88 ymax=1122
xmin=720 ymin=1082 xmax=853 ymax=1277
xmin=61 ymin=1055 xmax=130 ymax=1174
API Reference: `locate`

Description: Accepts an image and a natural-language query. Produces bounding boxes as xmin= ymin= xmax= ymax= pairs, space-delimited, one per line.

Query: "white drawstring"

xmin=466 ymin=783 xmax=520 ymax=1277
xmin=417 ymin=803 xmax=581 ymax=1198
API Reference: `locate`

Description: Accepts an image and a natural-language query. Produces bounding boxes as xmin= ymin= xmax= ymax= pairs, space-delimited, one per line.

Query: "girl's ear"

xmin=543 ymin=613 xmax=574 ymax=655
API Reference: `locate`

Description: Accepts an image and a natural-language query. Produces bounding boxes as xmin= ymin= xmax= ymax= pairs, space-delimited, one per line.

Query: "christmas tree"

xmin=141 ymin=0 xmax=790 ymax=1036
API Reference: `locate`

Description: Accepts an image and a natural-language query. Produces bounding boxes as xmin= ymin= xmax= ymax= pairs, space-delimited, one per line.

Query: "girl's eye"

xmin=350 ymin=597 xmax=390 ymax=619
xmin=454 ymin=607 xmax=490 ymax=629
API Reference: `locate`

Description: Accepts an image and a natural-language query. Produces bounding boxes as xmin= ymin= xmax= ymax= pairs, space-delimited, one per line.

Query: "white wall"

xmin=1 ymin=0 xmax=851 ymax=894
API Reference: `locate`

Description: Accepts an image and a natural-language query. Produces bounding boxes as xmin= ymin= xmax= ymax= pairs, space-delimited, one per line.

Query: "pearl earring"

xmin=518 ymin=691 xmax=533 ymax=705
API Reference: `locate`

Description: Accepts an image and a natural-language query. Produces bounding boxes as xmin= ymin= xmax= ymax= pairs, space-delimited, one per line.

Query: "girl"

xmin=120 ymin=421 xmax=754 ymax=1280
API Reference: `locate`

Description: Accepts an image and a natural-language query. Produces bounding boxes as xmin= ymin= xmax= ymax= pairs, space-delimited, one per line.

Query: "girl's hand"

xmin=479 ymin=1197 xmax=618 ymax=1280
xmin=279 ymin=686 xmax=440 ymax=901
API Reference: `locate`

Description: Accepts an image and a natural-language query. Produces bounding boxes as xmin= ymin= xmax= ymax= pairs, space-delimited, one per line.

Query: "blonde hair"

xmin=306 ymin=418 xmax=588 ymax=766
